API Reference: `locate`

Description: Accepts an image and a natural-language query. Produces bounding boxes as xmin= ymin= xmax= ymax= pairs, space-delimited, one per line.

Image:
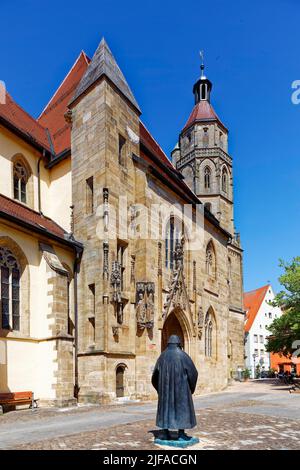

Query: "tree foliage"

xmin=266 ymin=257 xmax=300 ymax=357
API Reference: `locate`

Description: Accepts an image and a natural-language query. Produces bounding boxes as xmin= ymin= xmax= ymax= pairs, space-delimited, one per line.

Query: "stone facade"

xmin=0 ymin=38 xmax=244 ymax=406
xmin=69 ymin=39 xmax=245 ymax=402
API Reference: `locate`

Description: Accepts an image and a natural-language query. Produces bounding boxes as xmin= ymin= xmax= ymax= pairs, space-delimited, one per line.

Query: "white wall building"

xmin=244 ymin=284 xmax=283 ymax=378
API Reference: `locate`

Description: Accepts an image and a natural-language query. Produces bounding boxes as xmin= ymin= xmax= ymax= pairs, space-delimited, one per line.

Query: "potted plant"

xmin=242 ymin=368 xmax=251 ymax=381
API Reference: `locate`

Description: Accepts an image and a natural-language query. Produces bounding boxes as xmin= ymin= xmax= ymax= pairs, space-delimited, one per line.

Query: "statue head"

xmin=167 ymin=335 xmax=182 ymax=348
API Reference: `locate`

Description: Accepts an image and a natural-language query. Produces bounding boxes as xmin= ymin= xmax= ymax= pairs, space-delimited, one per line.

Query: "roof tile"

xmin=0 ymin=193 xmax=67 ymax=239
xmin=244 ymin=285 xmax=270 ymax=333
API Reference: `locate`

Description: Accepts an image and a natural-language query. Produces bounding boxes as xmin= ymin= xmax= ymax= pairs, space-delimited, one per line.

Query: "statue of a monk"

xmin=151 ymin=335 xmax=198 ymax=440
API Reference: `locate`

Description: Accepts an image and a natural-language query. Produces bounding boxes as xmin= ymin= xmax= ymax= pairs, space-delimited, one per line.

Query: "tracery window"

xmin=205 ymin=310 xmax=214 ymax=357
xmin=165 ymin=216 xmax=183 ymax=270
xmin=0 ymin=247 xmax=20 ymax=330
xmin=204 ymin=166 xmax=211 ymax=189
xmin=13 ymin=161 xmax=28 ymax=203
xmin=222 ymin=167 xmax=228 ymax=193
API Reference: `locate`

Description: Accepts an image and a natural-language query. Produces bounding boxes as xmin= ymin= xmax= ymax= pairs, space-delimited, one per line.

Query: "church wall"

xmin=71 ymin=76 xmax=141 ymax=402
xmin=0 ymin=223 xmax=76 ymax=405
xmin=0 ymin=125 xmax=44 ymax=211
xmin=0 ymin=124 xmax=70 ymax=236
xmin=45 ymin=158 xmax=72 ymax=232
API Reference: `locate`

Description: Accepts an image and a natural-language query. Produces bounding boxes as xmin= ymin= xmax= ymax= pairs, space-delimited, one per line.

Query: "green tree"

xmin=266 ymin=257 xmax=300 ymax=357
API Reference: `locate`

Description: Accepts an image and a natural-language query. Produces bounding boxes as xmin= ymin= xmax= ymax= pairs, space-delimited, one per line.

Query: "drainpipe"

xmin=73 ymin=249 xmax=81 ymax=400
xmin=37 ymin=150 xmax=45 ymax=213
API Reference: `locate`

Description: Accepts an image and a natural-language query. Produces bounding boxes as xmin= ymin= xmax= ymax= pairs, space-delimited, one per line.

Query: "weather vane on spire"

xmin=199 ymin=50 xmax=205 ymax=77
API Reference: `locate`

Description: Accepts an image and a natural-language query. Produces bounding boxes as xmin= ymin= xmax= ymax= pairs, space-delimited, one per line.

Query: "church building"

xmin=0 ymin=38 xmax=244 ymax=405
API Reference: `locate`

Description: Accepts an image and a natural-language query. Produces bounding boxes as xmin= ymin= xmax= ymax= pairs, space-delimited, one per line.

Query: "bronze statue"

xmin=151 ymin=335 xmax=198 ymax=442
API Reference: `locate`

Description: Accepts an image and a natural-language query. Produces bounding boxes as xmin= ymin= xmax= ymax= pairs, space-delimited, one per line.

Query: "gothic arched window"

xmin=222 ymin=167 xmax=228 ymax=193
xmin=0 ymin=247 xmax=20 ymax=330
xmin=165 ymin=216 xmax=183 ymax=270
xmin=205 ymin=310 xmax=214 ymax=357
xmin=13 ymin=161 xmax=28 ymax=203
xmin=206 ymin=241 xmax=216 ymax=278
xmin=204 ymin=166 xmax=211 ymax=189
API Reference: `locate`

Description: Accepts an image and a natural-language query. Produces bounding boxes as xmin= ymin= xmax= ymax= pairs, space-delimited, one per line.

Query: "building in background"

xmin=244 ymin=284 xmax=284 ymax=377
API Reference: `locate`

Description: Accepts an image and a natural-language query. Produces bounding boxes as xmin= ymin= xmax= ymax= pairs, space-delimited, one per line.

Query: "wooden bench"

xmin=0 ymin=391 xmax=38 ymax=413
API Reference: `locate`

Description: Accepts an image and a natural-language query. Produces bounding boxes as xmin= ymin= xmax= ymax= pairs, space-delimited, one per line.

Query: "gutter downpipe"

xmin=73 ymin=248 xmax=81 ymax=401
xmin=37 ymin=150 xmax=45 ymax=214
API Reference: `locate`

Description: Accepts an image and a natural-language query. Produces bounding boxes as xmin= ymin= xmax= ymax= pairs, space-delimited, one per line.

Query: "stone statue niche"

xmin=136 ymin=282 xmax=155 ymax=330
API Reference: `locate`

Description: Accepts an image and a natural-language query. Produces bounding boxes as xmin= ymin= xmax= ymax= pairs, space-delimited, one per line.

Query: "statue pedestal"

xmin=154 ymin=436 xmax=199 ymax=448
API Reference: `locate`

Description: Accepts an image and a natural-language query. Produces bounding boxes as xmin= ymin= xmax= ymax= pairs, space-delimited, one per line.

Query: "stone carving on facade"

xmin=158 ymin=241 xmax=162 ymax=276
xmin=130 ymin=255 xmax=135 ymax=284
xmin=103 ymin=242 xmax=109 ymax=280
xmin=136 ymin=282 xmax=155 ymax=330
xmin=112 ymin=326 xmax=120 ymax=338
xmin=110 ymin=260 xmax=124 ymax=324
xmin=64 ymin=109 xmax=72 ymax=124
xmin=197 ymin=306 xmax=205 ymax=339
xmin=162 ymin=238 xmax=193 ymax=329
xmin=103 ymin=188 xmax=109 ymax=234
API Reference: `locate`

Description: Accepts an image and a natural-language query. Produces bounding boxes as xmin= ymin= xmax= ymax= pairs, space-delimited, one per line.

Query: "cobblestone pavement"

xmin=1 ymin=380 xmax=300 ymax=450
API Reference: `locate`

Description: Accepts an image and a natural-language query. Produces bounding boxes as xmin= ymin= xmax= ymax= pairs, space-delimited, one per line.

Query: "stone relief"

xmin=136 ymin=282 xmax=155 ymax=330
xmin=110 ymin=260 xmax=123 ymax=324
xmin=197 ymin=306 xmax=205 ymax=340
xmin=162 ymin=238 xmax=190 ymax=319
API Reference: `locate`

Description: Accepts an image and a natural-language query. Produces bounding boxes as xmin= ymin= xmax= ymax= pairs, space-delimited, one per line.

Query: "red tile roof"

xmin=244 ymin=285 xmax=270 ymax=333
xmin=140 ymin=122 xmax=204 ymax=201
xmin=139 ymin=121 xmax=179 ymax=171
xmin=183 ymin=100 xmax=227 ymax=132
xmin=0 ymin=193 xmax=67 ymax=240
xmin=0 ymin=92 xmax=50 ymax=150
xmin=38 ymin=51 xmax=90 ymax=155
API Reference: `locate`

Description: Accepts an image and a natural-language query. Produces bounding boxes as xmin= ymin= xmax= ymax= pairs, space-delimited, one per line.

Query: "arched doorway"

xmin=116 ymin=365 xmax=125 ymax=397
xmin=161 ymin=312 xmax=185 ymax=351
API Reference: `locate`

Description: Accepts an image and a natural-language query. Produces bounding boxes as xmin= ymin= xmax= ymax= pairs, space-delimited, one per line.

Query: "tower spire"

xmin=193 ymin=52 xmax=212 ymax=104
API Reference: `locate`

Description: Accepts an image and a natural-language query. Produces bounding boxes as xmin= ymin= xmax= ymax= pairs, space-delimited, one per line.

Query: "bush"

xmin=242 ymin=368 xmax=251 ymax=380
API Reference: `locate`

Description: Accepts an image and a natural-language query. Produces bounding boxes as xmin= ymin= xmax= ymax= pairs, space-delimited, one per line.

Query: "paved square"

xmin=1 ymin=380 xmax=299 ymax=450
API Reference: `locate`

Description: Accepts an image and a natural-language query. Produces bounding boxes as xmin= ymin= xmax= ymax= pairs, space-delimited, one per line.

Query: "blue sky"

xmin=1 ymin=0 xmax=299 ymax=292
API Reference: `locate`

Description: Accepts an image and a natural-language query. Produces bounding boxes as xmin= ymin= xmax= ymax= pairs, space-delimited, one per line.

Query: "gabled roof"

xmin=182 ymin=100 xmax=227 ymax=133
xmin=38 ymin=51 xmax=90 ymax=155
xmin=244 ymin=284 xmax=270 ymax=333
xmin=70 ymin=38 xmax=141 ymax=113
xmin=0 ymin=91 xmax=50 ymax=151
xmin=139 ymin=121 xmax=181 ymax=173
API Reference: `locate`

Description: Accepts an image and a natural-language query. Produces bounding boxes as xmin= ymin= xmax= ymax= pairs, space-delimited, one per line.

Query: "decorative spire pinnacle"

xmin=200 ymin=50 xmax=205 ymax=79
xmin=70 ymin=37 xmax=141 ymax=113
xmin=192 ymin=51 xmax=212 ymax=104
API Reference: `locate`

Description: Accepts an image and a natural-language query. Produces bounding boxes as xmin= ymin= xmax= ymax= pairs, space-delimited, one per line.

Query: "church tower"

xmin=172 ymin=58 xmax=234 ymax=235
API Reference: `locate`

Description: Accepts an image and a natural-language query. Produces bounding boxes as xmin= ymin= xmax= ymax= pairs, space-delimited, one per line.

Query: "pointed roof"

xmin=182 ymin=100 xmax=227 ymax=133
xmin=244 ymin=284 xmax=270 ymax=333
xmin=38 ymin=51 xmax=90 ymax=154
xmin=0 ymin=91 xmax=50 ymax=151
xmin=70 ymin=38 xmax=141 ymax=114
